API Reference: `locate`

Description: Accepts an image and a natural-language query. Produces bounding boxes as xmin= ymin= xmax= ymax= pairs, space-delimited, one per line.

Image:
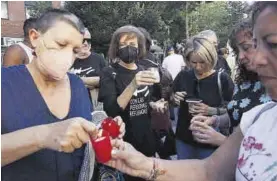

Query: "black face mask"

xmin=118 ymin=45 xmax=138 ymax=64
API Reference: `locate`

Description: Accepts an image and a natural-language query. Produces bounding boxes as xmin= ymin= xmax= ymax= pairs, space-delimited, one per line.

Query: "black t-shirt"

xmin=173 ymin=69 xmax=234 ymax=148
xmin=70 ymin=52 xmax=106 ymax=77
xmin=98 ymin=63 xmax=156 ymax=156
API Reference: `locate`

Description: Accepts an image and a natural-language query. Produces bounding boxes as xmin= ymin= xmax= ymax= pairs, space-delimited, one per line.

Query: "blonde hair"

xmin=184 ymin=35 xmax=218 ymax=69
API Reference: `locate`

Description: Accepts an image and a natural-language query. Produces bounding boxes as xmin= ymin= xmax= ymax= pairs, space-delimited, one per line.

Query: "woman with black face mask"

xmin=98 ymin=25 xmax=166 ymax=181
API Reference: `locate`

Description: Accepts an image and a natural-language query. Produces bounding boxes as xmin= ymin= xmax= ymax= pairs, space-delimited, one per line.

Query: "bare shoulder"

xmin=3 ymin=44 xmax=26 ymax=66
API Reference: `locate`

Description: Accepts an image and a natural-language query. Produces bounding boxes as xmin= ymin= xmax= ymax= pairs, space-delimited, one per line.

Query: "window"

xmin=1 ymin=1 xmax=8 ymax=19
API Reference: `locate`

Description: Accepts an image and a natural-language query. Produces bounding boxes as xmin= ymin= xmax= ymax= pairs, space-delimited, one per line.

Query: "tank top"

xmin=17 ymin=42 xmax=34 ymax=63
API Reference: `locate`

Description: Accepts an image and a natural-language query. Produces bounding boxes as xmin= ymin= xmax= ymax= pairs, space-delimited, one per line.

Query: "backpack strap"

xmin=217 ymin=70 xmax=224 ymax=105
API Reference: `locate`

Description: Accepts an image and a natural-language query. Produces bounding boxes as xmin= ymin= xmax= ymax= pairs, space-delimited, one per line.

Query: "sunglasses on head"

xmin=83 ymin=38 xmax=91 ymax=44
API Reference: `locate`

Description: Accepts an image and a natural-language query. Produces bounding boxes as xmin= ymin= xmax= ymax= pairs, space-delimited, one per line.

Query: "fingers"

xmin=191 ymin=115 xmax=208 ymax=123
xmin=60 ymin=140 xmax=75 ymax=153
xmin=80 ymin=119 xmax=98 ymax=139
xmin=190 ymin=121 xmax=210 ymax=132
xmin=76 ymin=127 xmax=90 ymax=143
xmin=175 ymin=92 xmax=186 ymax=100
xmin=114 ymin=116 xmax=126 ymax=139
xmin=174 ymin=92 xmax=186 ymax=105
xmin=192 ymin=131 xmax=209 ymax=140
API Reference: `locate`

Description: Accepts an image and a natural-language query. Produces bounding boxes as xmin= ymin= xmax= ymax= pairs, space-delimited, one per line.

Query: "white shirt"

xmin=17 ymin=42 xmax=34 ymax=63
xmin=162 ymin=54 xmax=185 ymax=80
xmin=236 ymin=101 xmax=277 ymax=181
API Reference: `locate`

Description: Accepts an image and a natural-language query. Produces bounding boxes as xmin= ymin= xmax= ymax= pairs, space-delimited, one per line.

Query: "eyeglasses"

xmin=83 ymin=38 xmax=91 ymax=44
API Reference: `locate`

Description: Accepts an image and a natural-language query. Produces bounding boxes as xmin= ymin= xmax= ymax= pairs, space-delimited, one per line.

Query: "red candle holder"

xmin=91 ymin=135 xmax=112 ymax=163
xmin=101 ymin=117 xmax=120 ymax=138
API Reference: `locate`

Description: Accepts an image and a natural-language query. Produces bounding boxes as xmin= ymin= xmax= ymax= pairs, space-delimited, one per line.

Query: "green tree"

xmin=187 ymin=1 xmax=247 ymax=47
xmin=25 ymin=1 xmax=52 ymax=18
xmin=65 ymin=1 xmax=169 ymax=55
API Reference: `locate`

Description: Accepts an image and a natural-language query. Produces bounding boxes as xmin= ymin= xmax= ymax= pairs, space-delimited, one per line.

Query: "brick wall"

xmin=1 ymin=1 xmax=26 ymax=38
xmin=1 ymin=1 xmax=61 ymax=38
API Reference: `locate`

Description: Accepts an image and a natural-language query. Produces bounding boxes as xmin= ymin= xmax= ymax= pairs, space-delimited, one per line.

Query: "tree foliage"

xmin=28 ymin=1 xmax=247 ymax=53
xmin=26 ymin=1 xmax=52 ymax=18
xmin=187 ymin=1 xmax=247 ymax=47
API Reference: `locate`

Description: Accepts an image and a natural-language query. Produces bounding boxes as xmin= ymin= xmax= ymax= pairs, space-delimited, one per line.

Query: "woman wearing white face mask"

xmin=1 ymin=9 xmax=125 ymax=181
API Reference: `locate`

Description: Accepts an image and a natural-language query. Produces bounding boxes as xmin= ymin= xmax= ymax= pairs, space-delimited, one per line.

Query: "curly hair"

xmin=228 ymin=19 xmax=259 ymax=84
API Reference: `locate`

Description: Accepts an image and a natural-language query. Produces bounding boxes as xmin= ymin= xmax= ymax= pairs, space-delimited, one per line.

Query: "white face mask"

xmin=36 ymin=38 xmax=74 ymax=81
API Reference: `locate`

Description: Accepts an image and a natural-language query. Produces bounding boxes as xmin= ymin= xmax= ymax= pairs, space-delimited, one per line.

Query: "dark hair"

xmin=36 ymin=9 xmax=85 ymax=35
xmin=23 ymin=18 xmax=37 ymax=38
xmin=138 ymin=27 xmax=152 ymax=51
xmin=229 ymin=19 xmax=259 ymax=84
xmin=108 ymin=25 xmax=146 ymax=62
xmin=251 ymin=2 xmax=277 ymax=26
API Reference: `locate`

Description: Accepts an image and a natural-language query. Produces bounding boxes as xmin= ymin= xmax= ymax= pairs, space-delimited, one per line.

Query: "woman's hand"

xmin=131 ymin=71 xmax=157 ymax=88
xmin=106 ymin=139 xmax=153 ymax=179
xmin=191 ymin=115 xmax=217 ymax=126
xmin=189 ymin=103 xmax=210 ymax=116
xmin=150 ymin=99 xmax=168 ymax=114
xmin=113 ymin=116 xmax=125 ymax=139
xmin=173 ymin=91 xmax=187 ymax=106
xmin=41 ymin=117 xmax=98 ymax=153
xmin=189 ymin=121 xmax=226 ymax=146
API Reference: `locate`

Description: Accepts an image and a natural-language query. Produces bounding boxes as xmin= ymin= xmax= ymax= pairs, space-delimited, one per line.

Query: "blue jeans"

xmin=176 ymin=139 xmax=215 ymax=160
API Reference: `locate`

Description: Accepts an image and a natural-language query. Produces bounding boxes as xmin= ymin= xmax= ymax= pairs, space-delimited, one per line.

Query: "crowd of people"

xmin=1 ymin=1 xmax=277 ymax=181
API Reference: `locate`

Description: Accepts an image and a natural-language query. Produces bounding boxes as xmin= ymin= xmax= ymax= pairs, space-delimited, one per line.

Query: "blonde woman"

xmin=172 ymin=35 xmax=234 ymax=159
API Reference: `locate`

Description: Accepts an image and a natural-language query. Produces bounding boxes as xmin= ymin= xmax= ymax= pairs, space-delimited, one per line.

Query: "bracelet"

xmin=147 ymin=158 xmax=166 ymax=181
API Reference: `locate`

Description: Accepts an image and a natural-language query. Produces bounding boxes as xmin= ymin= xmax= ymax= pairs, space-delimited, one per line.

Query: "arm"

xmin=2 ymin=117 xmax=99 ymax=167
xmin=2 ymin=125 xmax=44 ymax=167
xmin=109 ymin=127 xmax=243 ymax=181
xmin=81 ymin=76 xmax=100 ymax=88
xmin=2 ymin=45 xmax=26 ymax=67
xmin=98 ymin=68 xmax=137 ymax=117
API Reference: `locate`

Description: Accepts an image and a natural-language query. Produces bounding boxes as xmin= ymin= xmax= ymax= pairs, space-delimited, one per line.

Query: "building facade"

xmin=1 ymin=1 xmax=62 ymax=57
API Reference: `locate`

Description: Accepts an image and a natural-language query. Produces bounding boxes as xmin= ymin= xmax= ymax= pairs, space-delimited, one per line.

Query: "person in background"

xmin=98 ymin=25 xmax=166 ymax=181
xmin=162 ymin=47 xmax=186 ymax=80
xmin=2 ymin=18 xmax=37 ymax=67
xmin=190 ymin=19 xmax=272 ymax=146
xmin=162 ymin=46 xmax=186 ymax=122
xmin=137 ymin=27 xmax=174 ymax=160
xmin=172 ymin=35 xmax=234 ymax=160
xmin=226 ymin=41 xmax=237 ymax=80
xmin=1 ymin=9 xmax=125 ymax=181
xmin=198 ymin=30 xmax=232 ymax=76
xmin=137 ymin=27 xmax=159 ymax=67
xmin=69 ymin=28 xmax=107 ymax=110
xmin=104 ymin=3 xmax=277 ymax=180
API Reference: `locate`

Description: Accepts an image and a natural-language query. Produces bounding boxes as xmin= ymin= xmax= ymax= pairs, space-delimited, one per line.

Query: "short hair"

xmin=138 ymin=27 xmax=151 ymax=51
xmin=23 ymin=18 xmax=37 ymax=38
xmin=251 ymin=2 xmax=277 ymax=26
xmin=184 ymin=35 xmax=218 ymax=69
xmin=108 ymin=25 xmax=146 ymax=62
xmin=36 ymin=9 xmax=85 ymax=35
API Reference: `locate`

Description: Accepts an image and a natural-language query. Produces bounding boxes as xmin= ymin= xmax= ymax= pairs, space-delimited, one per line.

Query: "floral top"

xmin=227 ymin=81 xmax=271 ymax=131
xmin=236 ymin=102 xmax=277 ymax=181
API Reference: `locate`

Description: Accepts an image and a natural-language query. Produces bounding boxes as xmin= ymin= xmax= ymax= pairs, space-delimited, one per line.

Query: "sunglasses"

xmin=83 ymin=38 xmax=91 ymax=44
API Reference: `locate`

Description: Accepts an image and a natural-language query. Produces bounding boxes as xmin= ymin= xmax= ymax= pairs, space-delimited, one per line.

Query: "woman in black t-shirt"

xmin=98 ymin=25 xmax=167 ymax=181
xmin=172 ymin=35 xmax=234 ymax=160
